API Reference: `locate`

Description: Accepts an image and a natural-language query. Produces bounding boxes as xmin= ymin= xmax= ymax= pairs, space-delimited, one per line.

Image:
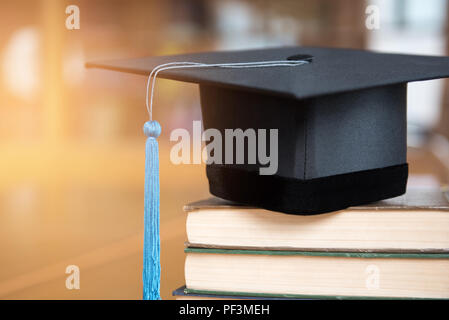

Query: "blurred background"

xmin=1 ymin=0 xmax=449 ymax=299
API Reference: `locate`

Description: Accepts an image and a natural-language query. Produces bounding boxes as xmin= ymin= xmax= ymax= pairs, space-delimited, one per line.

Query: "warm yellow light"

xmin=2 ymin=27 xmax=40 ymax=100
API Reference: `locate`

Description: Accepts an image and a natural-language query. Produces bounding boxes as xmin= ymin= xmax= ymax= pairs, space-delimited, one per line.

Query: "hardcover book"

xmin=184 ymin=188 xmax=449 ymax=252
xmin=184 ymin=248 xmax=449 ymax=299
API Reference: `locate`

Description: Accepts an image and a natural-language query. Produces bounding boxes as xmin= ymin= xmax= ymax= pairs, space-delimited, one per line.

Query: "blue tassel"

xmin=143 ymin=120 xmax=161 ymax=300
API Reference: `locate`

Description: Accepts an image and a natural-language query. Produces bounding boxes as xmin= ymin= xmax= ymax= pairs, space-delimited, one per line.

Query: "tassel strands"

xmin=142 ymin=120 xmax=161 ymax=300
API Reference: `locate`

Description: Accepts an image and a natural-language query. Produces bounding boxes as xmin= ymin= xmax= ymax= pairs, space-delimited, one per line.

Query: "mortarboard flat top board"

xmin=86 ymin=46 xmax=449 ymax=99
xmin=86 ymin=46 xmax=449 ymax=215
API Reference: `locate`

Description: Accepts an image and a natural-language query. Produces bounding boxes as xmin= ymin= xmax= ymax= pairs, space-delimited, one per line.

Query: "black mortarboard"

xmin=87 ymin=46 xmax=449 ymax=214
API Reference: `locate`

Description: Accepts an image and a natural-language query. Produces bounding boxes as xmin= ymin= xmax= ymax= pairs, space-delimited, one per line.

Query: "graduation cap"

xmin=87 ymin=46 xmax=449 ymax=213
xmin=86 ymin=46 xmax=449 ymax=299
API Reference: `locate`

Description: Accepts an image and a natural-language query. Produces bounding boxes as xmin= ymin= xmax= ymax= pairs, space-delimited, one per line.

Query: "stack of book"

xmin=173 ymin=188 xmax=449 ymax=300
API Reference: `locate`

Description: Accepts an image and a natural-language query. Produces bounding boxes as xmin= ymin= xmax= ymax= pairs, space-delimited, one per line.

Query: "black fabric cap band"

xmin=206 ymin=164 xmax=408 ymax=215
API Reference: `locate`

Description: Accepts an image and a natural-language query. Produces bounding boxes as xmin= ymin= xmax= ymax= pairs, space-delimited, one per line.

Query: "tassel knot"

xmin=144 ymin=120 xmax=161 ymax=138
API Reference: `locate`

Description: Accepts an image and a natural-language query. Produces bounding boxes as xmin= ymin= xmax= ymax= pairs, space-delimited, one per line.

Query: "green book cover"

xmin=185 ymin=247 xmax=449 ymax=259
